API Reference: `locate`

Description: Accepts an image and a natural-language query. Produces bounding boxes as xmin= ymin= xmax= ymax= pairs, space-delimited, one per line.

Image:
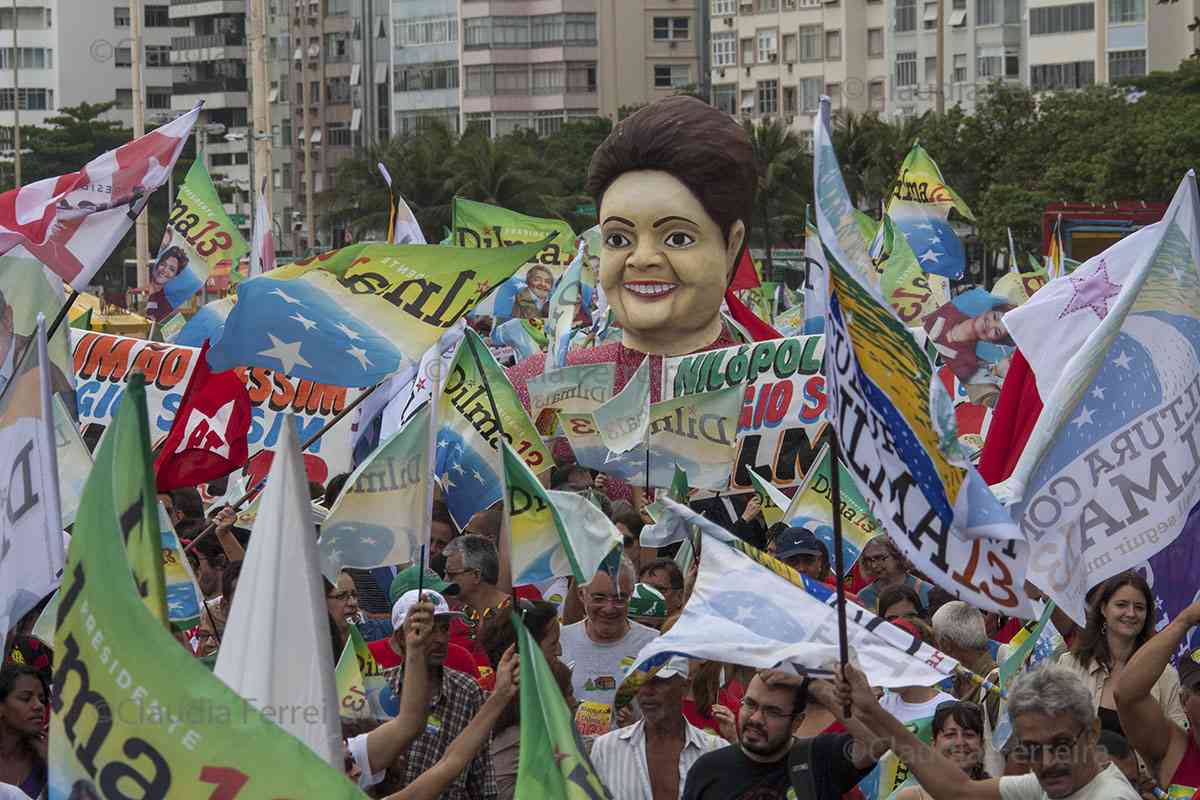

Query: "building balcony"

xmin=174 ymin=77 xmax=248 ymax=94
xmin=172 ymin=33 xmax=245 ymax=50
xmin=169 ymin=0 xmax=246 ymax=18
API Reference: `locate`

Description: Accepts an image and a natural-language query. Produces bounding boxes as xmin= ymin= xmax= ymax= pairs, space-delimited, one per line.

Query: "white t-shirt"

xmin=879 ymin=689 xmax=958 ymax=725
xmin=347 ymin=732 xmax=385 ymax=789
xmin=999 ymin=763 xmax=1140 ymax=800
xmin=560 ymin=619 xmax=658 ymax=738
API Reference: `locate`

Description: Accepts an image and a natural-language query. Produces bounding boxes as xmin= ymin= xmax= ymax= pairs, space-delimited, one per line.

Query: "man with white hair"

xmin=933 ymin=600 xmax=1003 ymax=775
xmin=561 ymin=558 xmax=659 ymax=736
xmin=837 ymin=662 xmax=1141 ymax=799
xmin=591 ymin=656 xmax=726 ymax=799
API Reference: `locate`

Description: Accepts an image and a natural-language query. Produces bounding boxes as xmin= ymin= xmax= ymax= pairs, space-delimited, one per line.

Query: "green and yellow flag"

xmin=335 ymin=624 xmax=392 ymax=721
xmin=50 ymin=374 xmax=366 ymax=798
xmin=514 ymin=611 xmax=613 ymax=800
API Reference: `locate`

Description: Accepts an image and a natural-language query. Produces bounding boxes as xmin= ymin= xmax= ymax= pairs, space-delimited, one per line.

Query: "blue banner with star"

xmin=885 ymin=144 xmax=975 ymax=280
xmin=206 ymin=240 xmax=548 ymax=387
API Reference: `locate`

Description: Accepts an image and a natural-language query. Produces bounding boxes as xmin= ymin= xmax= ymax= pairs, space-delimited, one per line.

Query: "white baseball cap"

xmin=655 ymin=656 xmax=690 ymax=680
xmin=391 ymin=589 xmax=464 ymax=631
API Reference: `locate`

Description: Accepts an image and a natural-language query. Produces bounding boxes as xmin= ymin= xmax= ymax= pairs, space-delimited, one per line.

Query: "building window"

xmin=952 ymin=53 xmax=967 ymax=82
xmin=531 ymin=63 xmax=564 ymax=94
xmin=783 ymin=86 xmax=797 ymax=113
xmin=327 ymin=122 xmax=351 ymax=146
xmin=1030 ymin=3 xmax=1094 ymax=34
xmin=494 ymin=64 xmax=530 ymax=94
xmin=1030 ymin=60 xmax=1095 ymax=90
xmin=895 ymin=51 xmax=917 ymax=86
xmin=977 ymin=0 xmax=1020 ymax=25
xmin=868 ymin=80 xmax=885 ymax=110
xmin=534 ymin=111 xmax=564 ymax=137
xmin=144 ymin=5 xmax=170 ymax=27
xmin=566 ymin=62 xmax=597 ymax=92
xmin=758 ymin=0 xmax=779 ymax=10
xmin=826 ymin=82 xmax=842 ymax=108
xmin=756 ymin=30 xmax=777 ymax=63
xmin=0 ymin=48 xmax=51 ymax=69
xmin=0 ymin=88 xmax=51 ymax=110
xmin=1108 ymin=49 xmax=1146 ymax=79
xmin=146 ymin=86 xmax=172 ymax=109
xmin=563 ymin=13 xmax=597 ymax=44
xmin=654 ymin=63 xmax=691 ymax=88
xmin=114 ymin=88 xmax=132 ymax=109
xmin=145 ymin=45 xmax=170 ymax=67
xmin=463 ymin=18 xmax=490 ymax=48
xmin=757 ymin=79 xmax=778 ymax=114
xmin=896 ymin=0 xmax=917 ymax=32
xmin=925 ymin=55 xmax=937 ymax=82
xmin=713 ymin=0 xmax=736 ymax=14
xmin=797 ymin=26 xmax=820 ymax=61
xmin=653 ymin=17 xmax=690 ymax=41
xmin=494 ymin=16 xmax=531 ymax=47
xmin=394 ymin=14 xmax=458 ymax=46
xmin=867 ymin=27 xmax=884 ymax=58
xmin=782 ymin=34 xmax=797 ymax=62
xmin=115 ymin=47 xmax=131 ymax=67
xmin=713 ymin=83 xmax=737 ymax=113
xmin=1108 ymin=0 xmax=1145 ymax=23
xmin=978 ymin=50 xmax=1020 ymax=78
xmin=798 ymin=76 xmax=821 ymax=112
xmin=923 ymin=1 xmax=938 ymax=29
xmin=114 ymin=6 xmax=130 ymax=26
xmin=712 ymin=32 xmax=737 ymax=67
xmin=824 ymin=30 xmax=841 ymax=61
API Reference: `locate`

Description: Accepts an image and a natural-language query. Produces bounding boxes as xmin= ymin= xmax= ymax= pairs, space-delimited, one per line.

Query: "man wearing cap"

xmin=629 ymin=584 xmax=669 ymax=631
xmin=592 ymin=656 xmax=726 ymax=800
xmin=773 ymin=526 xmax=829 ymax=581
xmin=380 ymin=589 xmax=497 ymax=800
xmin=370 ymin=566 xmax=482 ymax=681
xmin=1117 ymin=599 xmax=1200 ymax=795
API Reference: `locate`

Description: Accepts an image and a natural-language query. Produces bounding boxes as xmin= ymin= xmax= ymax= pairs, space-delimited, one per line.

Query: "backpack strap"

xmin=788 ymin=736 xmax=818 ymax=799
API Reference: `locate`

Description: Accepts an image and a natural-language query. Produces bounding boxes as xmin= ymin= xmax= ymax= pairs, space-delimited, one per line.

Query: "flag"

xmin=1007 ymin=228 xmax=1020 ymax=274
xmin=336 ymin=624 xmax=394 ymax=721
xmin=1003 ymin=172 xmax=1200 ymax=624
xmin=1046 ymin=213 xmax=1065 ymax=280
xmin=0 ymin=106 xmax=200 ymax=289
xmin=623 ymin=499 xmax=962 ymax=692
xmin=154 ymin=340 xmax=253 ymax=492
xmin=729 ymin=249 xmax=760 ymax=291
xmin=49 ymin=376 xmax=364 ymax=796
xmin=503 ymin=440 xmax=621 ymax=586
xmin=0 ymin=254 xmax=77 ymax=414
xmin=802 ymin=209 xmax=828 ymax=335
xmin=492 ymin=316 xmax=549 ymax=361
xmin=250 ymin=176 xmax=276 ymax=277
xmin=592 ymin=357 xmax=651 ymax=453
xmin=52 ymin=395 xmax=90 ymax=527
xmin=174 ymin=296 xmax=236 ymax=348
xmin=814 ymin=98 xmax=1036 ymax=618
xmin=990 ymin=600 xmax=1061 ymax=748
xmin=977 ymin=349 xmax=1043 ymax=485
xmin=514 ymin=611 xmax=613 ymax=800
xmin=451 ymin=197 xmax=576 ymax=320
xmin=724 ymin=288 xmax=782 ymax=341
xmin=560 ymin=385 xmax=743 ymax=491
xmin=546 ymin=242 xmax=591 ymax=370
xmin=0 ymin=315 xmax=64 ymax=636
xmin=380 ymin=162 xmax=426 ymax=246
xmin=320 ymin=405 xmax=430 ymax=578
xmin=159 ymin=500 xmax=206 ymax=632
xmin=207 ymin=239 xmax=547 ymax=387
xmin=147 ymin=158 xmax=249 ymax=320
xmin=69 ymin=307 xmax=92 ymax=331
xmin=437 ymin=328 xmax=553 ymax=528
xmin=883 ymin=144 xmax=974 ymax=280
xmin=527 ymin=362 xmax=615 ymax=435
xmin=215 ymin=415 xmax=343 ymax=765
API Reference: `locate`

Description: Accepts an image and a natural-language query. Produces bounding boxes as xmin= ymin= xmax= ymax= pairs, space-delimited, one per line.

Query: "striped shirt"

xmin=591 ymin=719 xmax=727 ymax=800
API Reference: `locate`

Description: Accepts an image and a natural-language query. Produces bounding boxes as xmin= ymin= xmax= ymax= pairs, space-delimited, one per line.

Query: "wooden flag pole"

xmin=829 ymin=427 xmax=852 ymax=719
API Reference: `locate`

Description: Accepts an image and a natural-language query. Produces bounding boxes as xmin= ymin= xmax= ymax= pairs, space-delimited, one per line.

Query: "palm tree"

xmin=443 ymin=129 xmax=559 ymax=219
xmin=743 ymin=117 xmax=809 ymax=280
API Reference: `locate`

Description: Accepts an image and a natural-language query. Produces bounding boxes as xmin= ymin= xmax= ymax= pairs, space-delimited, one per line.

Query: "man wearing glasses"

xmin=837 ymin=662 xmax=1141 ymax=799
xmin=561 ymin=559 xmax=659 ymax=737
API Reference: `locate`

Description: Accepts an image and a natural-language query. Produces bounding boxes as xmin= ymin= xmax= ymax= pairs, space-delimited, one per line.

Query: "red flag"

xmin=977 ymin=349 xmax=1044 ymax=485
xmin=728 ymin=249 xmax=760 ymax=291
xmin=724 ymin=288 xmax=781 ymax=341
xmin=154 ymin=340 xmax=252 ymax=492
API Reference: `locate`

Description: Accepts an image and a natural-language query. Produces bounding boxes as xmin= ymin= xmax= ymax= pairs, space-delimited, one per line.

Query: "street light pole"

xmin=11 ymin=0 xmax=20 ymax=187
xmin=130 ymin=0 xmax=149 ymax=292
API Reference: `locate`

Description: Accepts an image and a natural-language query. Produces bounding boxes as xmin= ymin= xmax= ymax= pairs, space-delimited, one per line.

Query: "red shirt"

xmin=367 ymin=637 xmax=483 ymax=682
xmin=1171 ymin=734 xmax=1200 ymax=794
xmin=451 ymin=585 xmax=545 ymax=671
xmin=682 ymin=680 xmax=744 ymax=737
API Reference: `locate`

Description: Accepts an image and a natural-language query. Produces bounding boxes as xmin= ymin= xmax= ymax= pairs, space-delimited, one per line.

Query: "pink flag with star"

xmin=996 ymin=171 xmax=1200 ymax=624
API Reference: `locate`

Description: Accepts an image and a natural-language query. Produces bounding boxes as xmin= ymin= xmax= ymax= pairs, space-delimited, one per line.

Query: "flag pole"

xmin=183 ymin=379 xmax=384 ymax=553
xmin=829 ymin=427 xmax=852 ymax=719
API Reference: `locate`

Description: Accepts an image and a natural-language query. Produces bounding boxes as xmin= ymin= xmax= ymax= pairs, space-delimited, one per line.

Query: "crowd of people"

xmin=6 ymin=470 xmax=1198 ymax=800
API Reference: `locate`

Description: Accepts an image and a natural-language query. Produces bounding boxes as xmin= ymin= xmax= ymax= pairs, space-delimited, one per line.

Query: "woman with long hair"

xmin=0 ymin=664 xmax=47 ymax=798
xmin=1058 ymin=571 xmax=1186 ymax=736
xmin=895 ymin=701 xmax=990 ymax=799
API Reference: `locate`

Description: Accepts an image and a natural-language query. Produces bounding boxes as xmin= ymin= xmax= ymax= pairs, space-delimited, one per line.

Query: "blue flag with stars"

xmin=207 ymin=240 xmax=548 ymax=387
xmin=885 ymin=144 xmax=974 ymax=280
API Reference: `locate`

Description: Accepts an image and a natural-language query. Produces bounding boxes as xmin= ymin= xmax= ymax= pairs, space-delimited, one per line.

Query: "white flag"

xmin=380 ymin=162 xmax=426 ymax=245
xmin=0 ymin=315 xmax=65 ymax=635
xmin=214 ymin=415 xmax=342 ymax=766
xmin=250 ymin=176 xmax=276 ymax=277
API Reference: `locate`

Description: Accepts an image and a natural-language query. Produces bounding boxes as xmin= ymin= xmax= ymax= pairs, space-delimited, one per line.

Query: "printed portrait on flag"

xmin=0 ymin=262 xmax=74 ymax=408
xmin=923 ymin=287 xmax=1016 ymax=405
xmin=144 ymin=229 xmax=203 ymax=321
xmin=511 ymin=264 xmax=554 ymax=319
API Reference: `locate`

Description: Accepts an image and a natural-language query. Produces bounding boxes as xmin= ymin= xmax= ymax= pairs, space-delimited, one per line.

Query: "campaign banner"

xmin=335 ymin=624 xmax=393 ymax=721
xmin=70 ymin=330 xmax=358 ymax=487
xmin=527 ymin=363 xmax=615 ymax=435
xmin=663 ymin=335 xmax=828 ymax=490
xmin=452 ymin=197 xmax=576 ymax=322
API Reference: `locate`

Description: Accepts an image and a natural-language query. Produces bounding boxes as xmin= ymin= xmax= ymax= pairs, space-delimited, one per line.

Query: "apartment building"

xmin=886 ymin=0 xmax=1024 ymax=117
xmin=170 ymin=0 xmax=252 ymax=231
xmin=707 ymin=0 xmax=889 ymax=139
xmin=1027 ymin=0 xmax=1199 ymax=90
xmin=0 ymin=1 xmax=178 ymax=153
xmin=391 ymin=0 xmax=460 ymax=136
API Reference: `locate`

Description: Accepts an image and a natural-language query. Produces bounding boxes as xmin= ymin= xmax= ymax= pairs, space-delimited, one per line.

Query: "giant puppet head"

xmin=585 ymin=96 xmax=756 ymax=356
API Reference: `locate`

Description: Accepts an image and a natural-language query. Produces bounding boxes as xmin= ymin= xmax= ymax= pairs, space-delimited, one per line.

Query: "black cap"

xmin=775 ymin=526 xmax=823 ymax=559
xmin=1179 ymin=651 xmax=1200 ymax=693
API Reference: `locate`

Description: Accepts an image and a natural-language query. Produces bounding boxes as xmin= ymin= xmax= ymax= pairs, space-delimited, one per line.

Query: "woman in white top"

xmin=1056 ymin=572 xmax=1186 ymax=739
xmin=895 ymin=700 xmax=990 ymax=800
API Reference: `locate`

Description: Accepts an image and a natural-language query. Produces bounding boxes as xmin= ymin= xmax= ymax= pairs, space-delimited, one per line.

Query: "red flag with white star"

xmin=154 ymin=339 xmax=252 ymax=492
